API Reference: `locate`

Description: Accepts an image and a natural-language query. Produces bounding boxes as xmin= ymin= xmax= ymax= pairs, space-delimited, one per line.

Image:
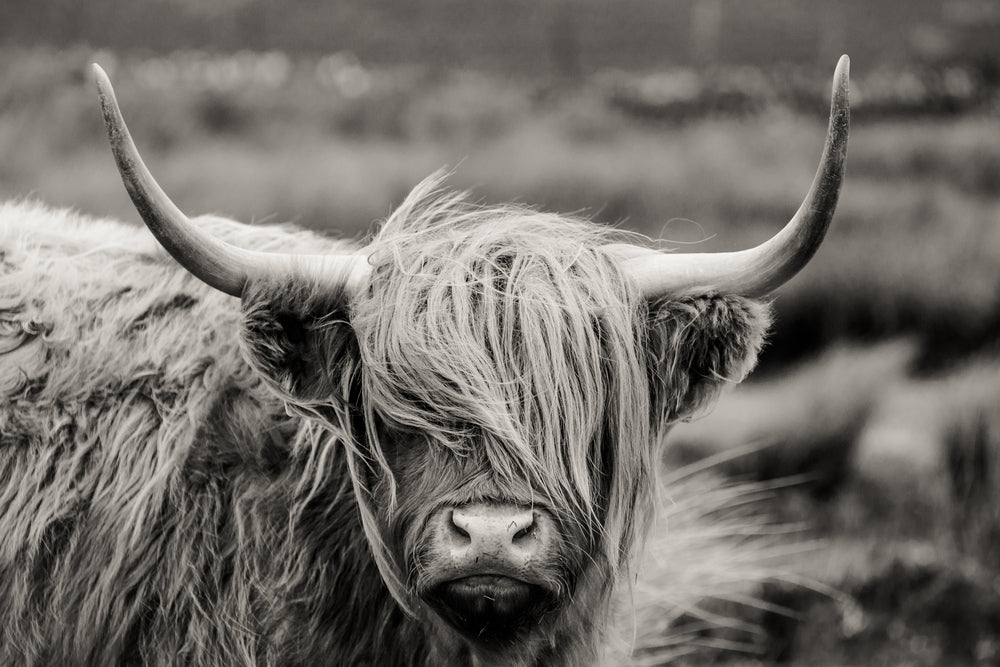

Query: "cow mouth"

xmin=427 ymin=575 xmax=556 ymax=644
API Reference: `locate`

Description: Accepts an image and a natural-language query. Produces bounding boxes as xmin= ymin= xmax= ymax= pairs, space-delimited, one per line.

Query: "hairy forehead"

xmin=350 ymin=201 xmax=646 ymax=443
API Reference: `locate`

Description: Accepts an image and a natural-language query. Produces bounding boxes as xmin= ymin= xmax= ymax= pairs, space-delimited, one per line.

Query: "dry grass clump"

xmin=622 ymin=467 xmax=813 ymax=665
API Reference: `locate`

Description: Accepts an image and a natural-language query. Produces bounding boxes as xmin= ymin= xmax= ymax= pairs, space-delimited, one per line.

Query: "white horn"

xmin=611 ymin=55 xmax=850 ymax=298
xmin=92 ymin=64 xmax=369 ymax=299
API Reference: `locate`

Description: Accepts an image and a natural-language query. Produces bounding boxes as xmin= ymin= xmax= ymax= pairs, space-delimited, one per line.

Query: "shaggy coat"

xmin=0 ymin=182 xmax=769 ymax=666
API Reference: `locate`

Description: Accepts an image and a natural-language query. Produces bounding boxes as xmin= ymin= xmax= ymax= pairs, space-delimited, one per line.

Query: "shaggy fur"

xmin=0 ymin=178 xmax=770 ymax=666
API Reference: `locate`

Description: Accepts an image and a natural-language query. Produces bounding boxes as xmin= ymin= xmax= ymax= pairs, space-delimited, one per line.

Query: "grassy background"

xmin=3 ymin=1 xmax=1000 ymax=663
xmin=0 ymin=0 xmax=986 ymax=71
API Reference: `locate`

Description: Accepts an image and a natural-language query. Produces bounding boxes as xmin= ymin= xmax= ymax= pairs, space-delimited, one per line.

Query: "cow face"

xmin=238 ymin=183 xmax=770 ymax=651
xmin=374 ymin=425 xmax=579 ymax=645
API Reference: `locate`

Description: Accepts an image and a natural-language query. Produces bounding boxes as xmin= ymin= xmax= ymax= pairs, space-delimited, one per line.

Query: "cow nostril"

xmin=449 ymin=510 xmax=471 ymax=541
xmin=511 ymin=514 xmax=535 ymax=542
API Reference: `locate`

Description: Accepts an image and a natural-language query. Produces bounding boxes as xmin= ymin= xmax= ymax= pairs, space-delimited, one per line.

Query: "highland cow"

xmin=0 ymin=57 xmax=849 ymax=666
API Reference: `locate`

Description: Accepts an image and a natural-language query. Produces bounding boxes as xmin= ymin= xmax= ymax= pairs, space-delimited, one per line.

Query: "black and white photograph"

xmin=1 ymin=1 xmax=998 ymax=665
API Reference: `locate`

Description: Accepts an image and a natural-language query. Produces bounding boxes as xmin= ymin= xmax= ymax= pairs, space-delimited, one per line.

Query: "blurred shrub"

xmin=848 ymin=117 xmax=1000 ymax=195
xmin=848 ymin=556 xmax=1000 ymax=665
xmin=764 ymin=181 xmax=1000 ymax=374
xmin=603 ymin=66 xmax=767 ymax=124
xmin=667 ymin=342 xmax=915 ymax=503
xmin=733 ymin=543 xmax=1000 ymax=665
xmin=602 ymin=63 xmax=995 ymax=126
xmin=942 ymin=363 xmax=1000 ymax=567
xmin=194 ymin=92 xmax=249 ymax=135
xmin=401 ymin=70 xmax=530 ymax=142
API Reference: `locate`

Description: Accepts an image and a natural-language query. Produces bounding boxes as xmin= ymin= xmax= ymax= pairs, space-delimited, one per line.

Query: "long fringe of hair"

xmin=336 ymin=174 xmax=658 ymax=608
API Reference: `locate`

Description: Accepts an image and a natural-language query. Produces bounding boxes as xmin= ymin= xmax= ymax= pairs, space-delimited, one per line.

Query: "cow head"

xmin=92 ymin=57 xmax=848 ymax=660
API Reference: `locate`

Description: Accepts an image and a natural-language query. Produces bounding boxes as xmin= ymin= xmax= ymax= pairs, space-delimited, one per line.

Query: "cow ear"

xmin=645 ymin=294 xmax=771 ymax=424
xmin=238 ymin=281 xmax=361 ymax=405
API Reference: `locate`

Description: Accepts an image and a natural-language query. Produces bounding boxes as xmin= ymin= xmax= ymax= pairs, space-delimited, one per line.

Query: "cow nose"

xmin=432 ymin=503 xmax=557 ymax=643
xmin=447 ymin=505 xmax=539 ymax=557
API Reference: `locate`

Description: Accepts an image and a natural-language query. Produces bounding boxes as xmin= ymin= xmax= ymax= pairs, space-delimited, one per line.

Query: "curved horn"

xmin=92 ymin=64 xmax=369 ymax=298
xmin=613 ymin=55 xmax=850 ymax=298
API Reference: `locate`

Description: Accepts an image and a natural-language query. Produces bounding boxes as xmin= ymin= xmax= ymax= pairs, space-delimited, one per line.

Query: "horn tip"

xmin=91 ymin=63 xmax=116 ymax=107
xmin=91 ymin=63 xmax=110 ymax=88
xmin=831 ymin=55 xmax=851 ymax=118
xmin=834 ymin=55 xmax=850 ymax=89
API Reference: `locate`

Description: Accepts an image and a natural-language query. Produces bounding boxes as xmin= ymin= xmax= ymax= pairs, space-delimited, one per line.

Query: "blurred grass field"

xmin=3 ymin=38 xmax=1000 ymax=664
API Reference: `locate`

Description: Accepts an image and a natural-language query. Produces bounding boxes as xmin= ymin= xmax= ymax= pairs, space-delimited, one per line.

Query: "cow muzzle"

xmin=420 ymin=503 xmax=562 ymax=643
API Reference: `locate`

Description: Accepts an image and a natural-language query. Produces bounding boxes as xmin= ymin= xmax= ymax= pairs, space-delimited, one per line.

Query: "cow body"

xmin=0 ymin=188 xmax=769 ymax=666
xmin=0 ymin=202 xmax=412 ymax=665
